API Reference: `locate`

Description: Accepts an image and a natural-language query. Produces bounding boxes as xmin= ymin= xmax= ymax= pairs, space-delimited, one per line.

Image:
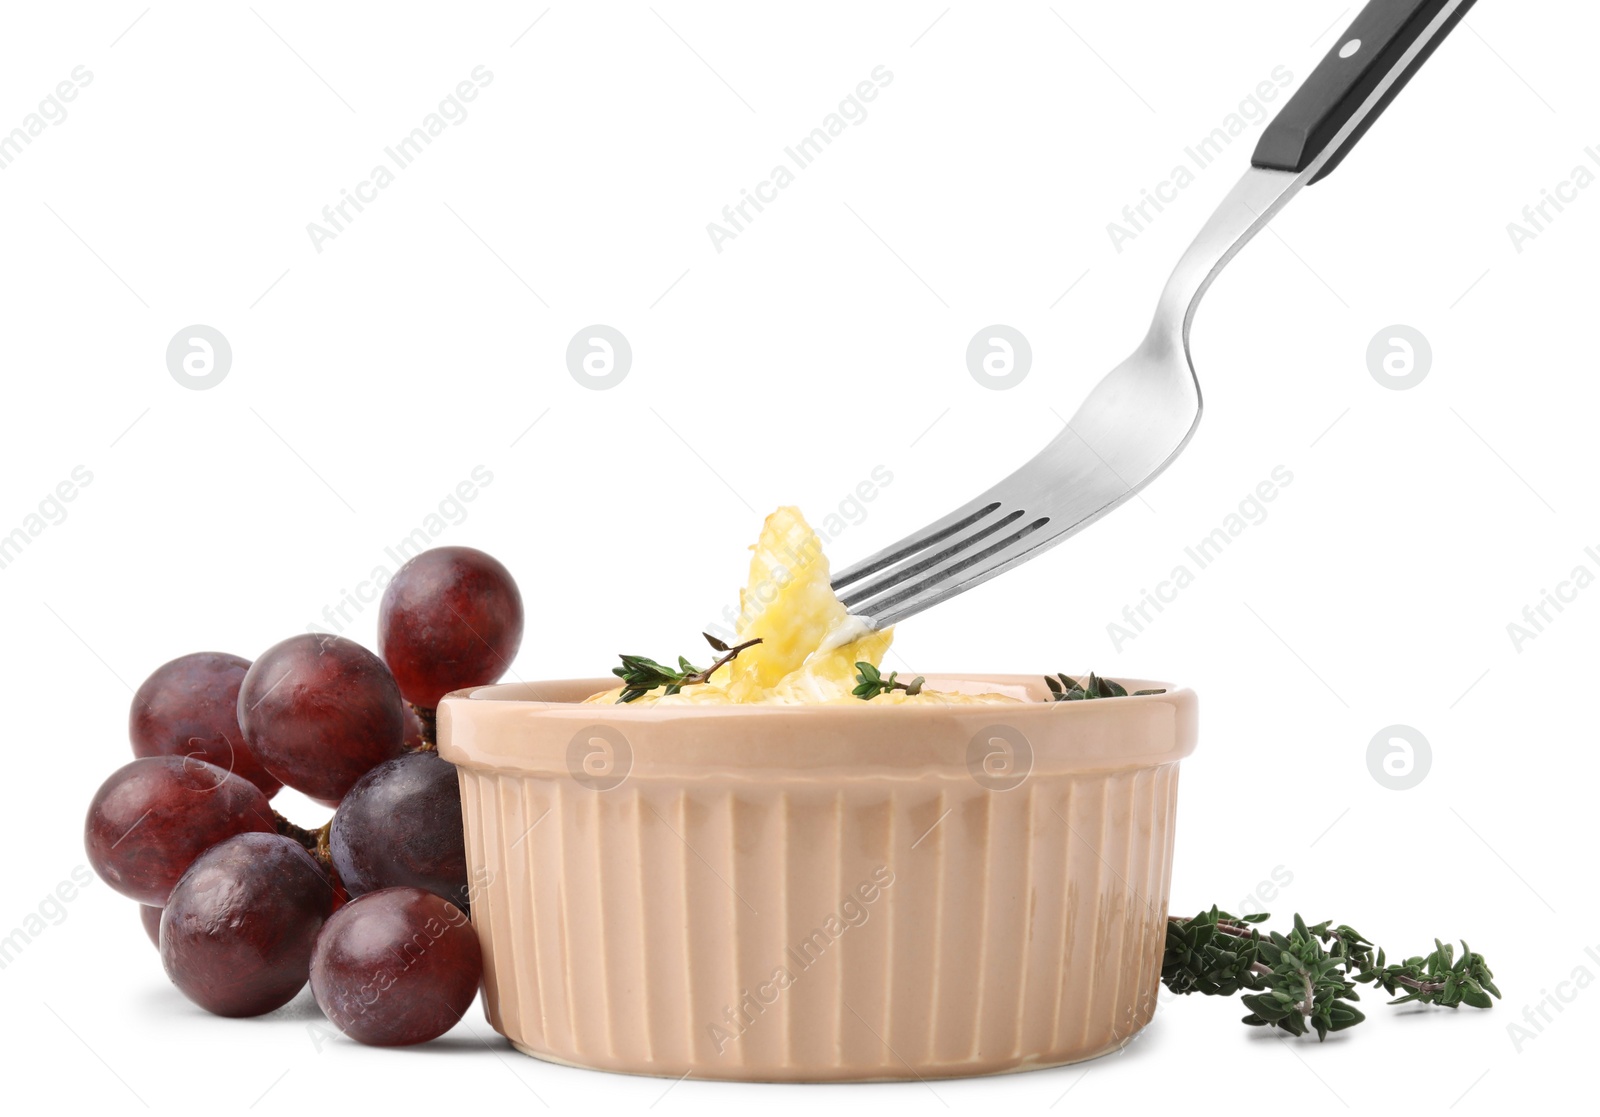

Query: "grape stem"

xmin=273 ymin=809 xmax=332 ymax=867
xmin=413 ymin=704 xmax=438 ymax=752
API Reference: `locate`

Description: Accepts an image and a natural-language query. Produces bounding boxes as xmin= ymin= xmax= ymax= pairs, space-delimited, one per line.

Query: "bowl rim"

xmin=436 ymin=674 xmax=1198 ymax=778
xmin=440 ymin=673 xmax=1187 ymax=716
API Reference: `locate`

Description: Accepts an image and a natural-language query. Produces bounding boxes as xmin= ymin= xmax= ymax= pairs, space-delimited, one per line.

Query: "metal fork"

xmin=833 ymin=0 xmax=1476 ymax=630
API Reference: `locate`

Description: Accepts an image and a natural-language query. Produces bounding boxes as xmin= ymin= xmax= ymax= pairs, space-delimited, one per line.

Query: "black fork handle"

xmin=1253 ymin=0 xmax=1478 ymax=183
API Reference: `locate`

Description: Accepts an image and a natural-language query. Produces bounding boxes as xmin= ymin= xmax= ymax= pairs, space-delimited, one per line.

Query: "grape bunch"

xmin=85 ymin=546 xmax=522 ymax=1046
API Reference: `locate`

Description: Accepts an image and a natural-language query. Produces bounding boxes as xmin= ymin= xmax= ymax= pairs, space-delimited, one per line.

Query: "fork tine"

xmin=845 ymin=513 xmax=1057 ymax=629
xmin=830 ymin=497 xmax=1009 ymax=591
xmin=835 ymin=503 xmax=1028 ymax=608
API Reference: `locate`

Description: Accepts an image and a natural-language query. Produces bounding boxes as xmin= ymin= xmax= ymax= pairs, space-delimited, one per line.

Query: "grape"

xmin=140 ymin=905 xmax=162 ymax=948
xmin=327 ymin=861 xmax=351 ymax=913
xmin=310 ymin=887 xmax=482 ymax=1046
xmin=329 ymin=752 xmax=467 ymax=906
xmin=236 ymin=634 xmax=407 ymax=803
xmin=130 ymin=651 xmax=282 ymax=799
xmin=161 ymin=833 xmax=333 ymax=1017
xmin=378 ymin=547 xmax=524 ymax=709
xmin=85 ymin=756 xmax=274 ymax=905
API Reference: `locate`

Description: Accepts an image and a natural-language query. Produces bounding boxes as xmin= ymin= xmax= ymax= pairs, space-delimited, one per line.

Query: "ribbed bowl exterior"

xmin=442 ymin=675 xmax=1194 ymax=1082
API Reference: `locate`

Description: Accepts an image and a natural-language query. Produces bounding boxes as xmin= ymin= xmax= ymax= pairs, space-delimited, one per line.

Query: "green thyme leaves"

xmin=1163 ymin=907 xmax=1499 ymax=1040
xmin=1045 ymin=673 xmax=1166 ymax=700
xmin=612 ymin=634 xmax=762 ymax=703
xmin=851 ymin=662 xmax=924 ymax=699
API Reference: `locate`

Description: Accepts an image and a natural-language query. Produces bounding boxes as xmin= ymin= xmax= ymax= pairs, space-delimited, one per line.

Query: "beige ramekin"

xmin=437 ymin=674 xmax=1196 ymax=1082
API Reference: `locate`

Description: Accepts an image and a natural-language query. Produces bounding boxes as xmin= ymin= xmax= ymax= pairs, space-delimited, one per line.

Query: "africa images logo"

xmin=305 ymin=67 xmax=493 ymax=253
xmin=705 ymin=66 xmax=893 ymax=253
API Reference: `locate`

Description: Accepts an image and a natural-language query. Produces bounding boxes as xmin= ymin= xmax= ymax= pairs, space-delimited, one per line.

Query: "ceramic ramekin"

xmin=437 ymin=674 xmax=1196 ymax=1082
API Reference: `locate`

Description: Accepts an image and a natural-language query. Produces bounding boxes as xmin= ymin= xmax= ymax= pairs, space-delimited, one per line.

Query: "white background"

xmin=1 ymin=1 xmax=1593 ymax=1111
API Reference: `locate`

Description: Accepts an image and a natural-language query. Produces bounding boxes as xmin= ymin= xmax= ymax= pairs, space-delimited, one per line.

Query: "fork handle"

xmin=1252 ymin=0 xmax=1476 ymax=183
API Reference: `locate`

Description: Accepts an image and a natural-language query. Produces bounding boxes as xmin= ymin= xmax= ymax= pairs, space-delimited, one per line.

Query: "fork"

xmin=833 ymin=0 xmax=1477 ymax=630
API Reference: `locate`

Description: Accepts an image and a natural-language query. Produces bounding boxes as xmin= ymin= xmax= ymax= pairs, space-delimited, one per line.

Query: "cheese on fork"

xmin=586 ymin=507 xmax=1018 ymax=707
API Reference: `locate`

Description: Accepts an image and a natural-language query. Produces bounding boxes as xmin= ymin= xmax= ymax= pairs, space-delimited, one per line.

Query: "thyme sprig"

xmin=851 ymin=662 xmax=924 ymax=699
xmin=1045 ymin=672 xmax=1166 ymax=700
xmin=612 ymin=633 xmax=762 ymax=703
xmin=1163 ymin=907 xmax=1499 ymax=1040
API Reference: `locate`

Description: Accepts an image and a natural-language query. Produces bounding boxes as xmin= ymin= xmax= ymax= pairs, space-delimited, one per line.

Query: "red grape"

xmin=130 ymin=651 xmax=282 ymax=799
xmin=237 ymin=634 xmax=407 ymax=803
xmin=327 ymin=861 xmax=351 ymax=913
xmin=85 ymin=756 xmax=274 ymax=905
xmin=329 ymin=752 xmax=467 ymax=906
xmin=310 ymin=887 xmax=482 ymax=1046
xmin=140 ymin=905 xmax=162 ymax=948
xmin=161 ymin=833 xmax=333 ymax=1017
xmin=378 ymin=547 xmax=523 ymax=709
